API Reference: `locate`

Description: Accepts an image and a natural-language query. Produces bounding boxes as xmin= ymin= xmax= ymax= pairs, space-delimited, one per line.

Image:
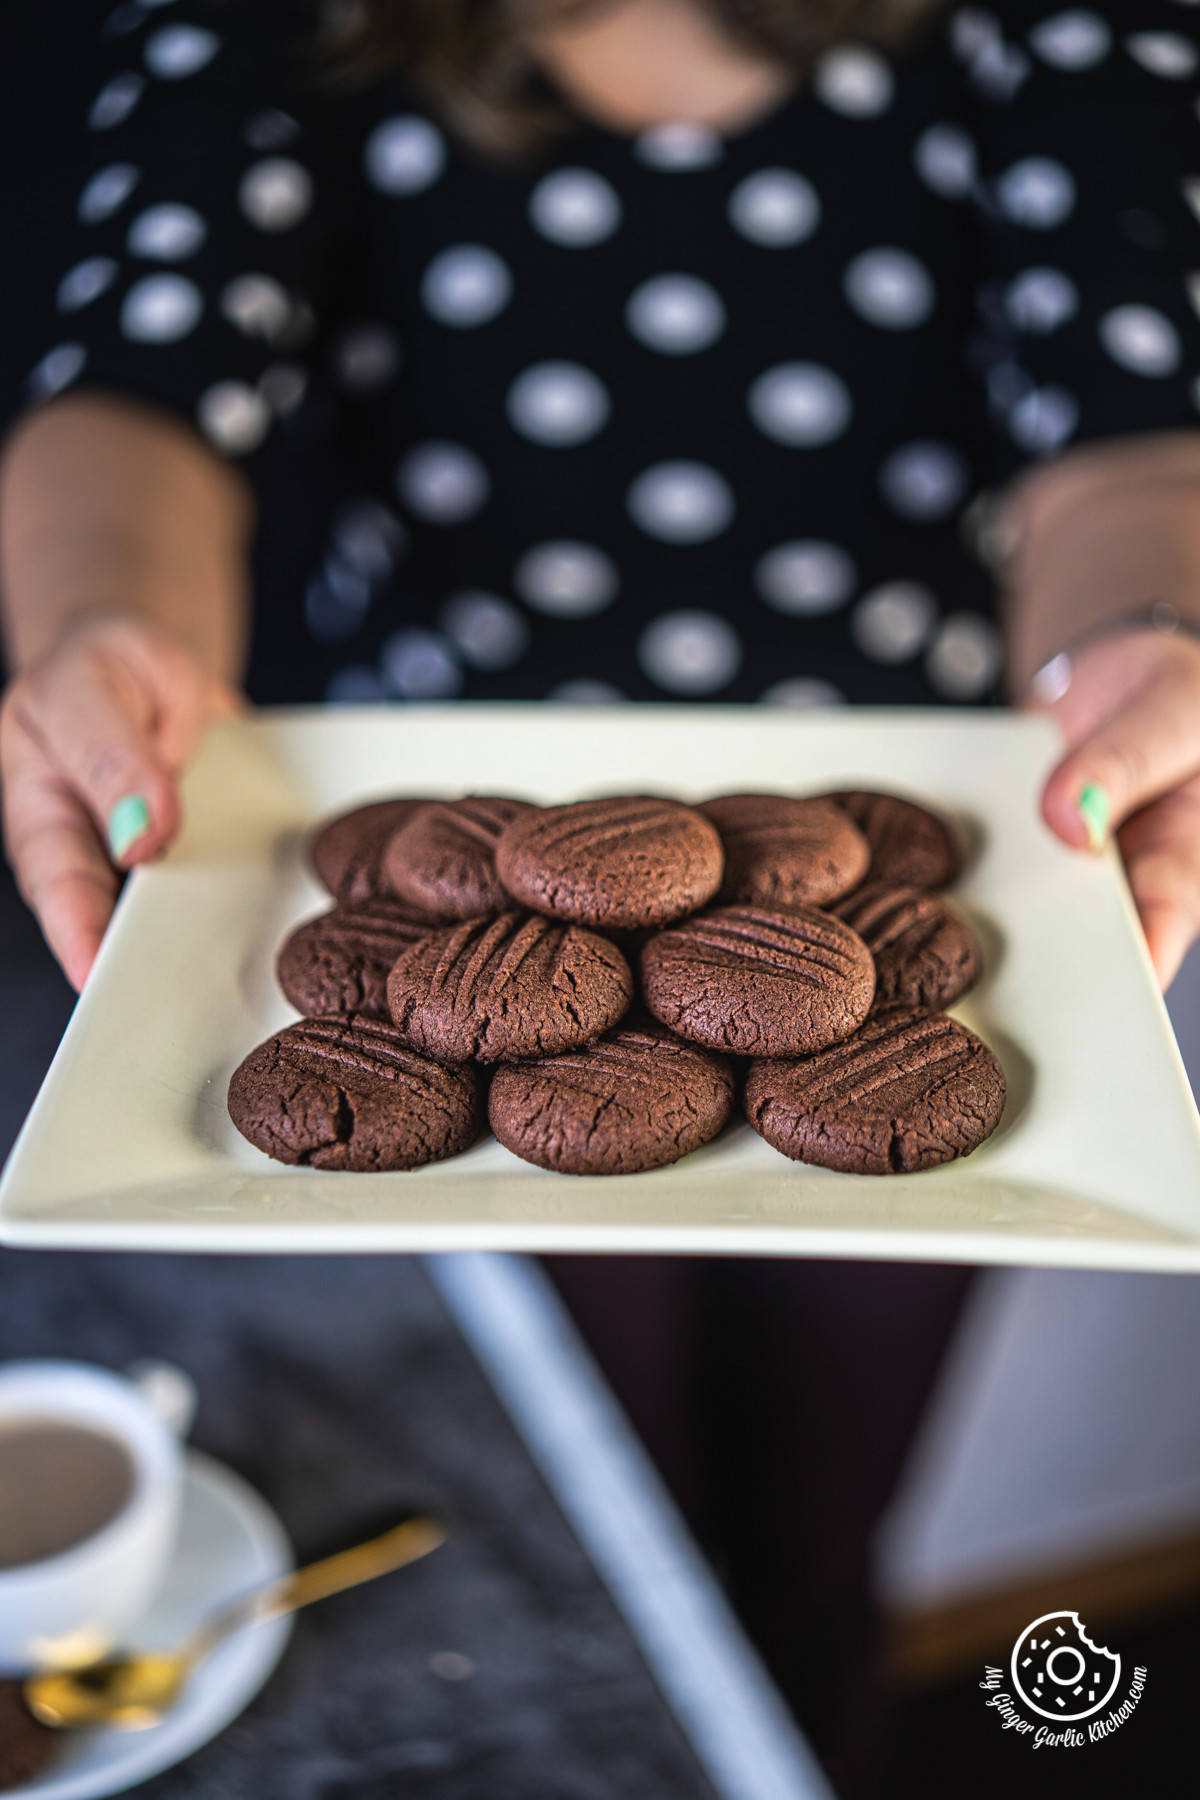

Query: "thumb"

xmin=1040 ymin=649 xmax=1200 ymax=852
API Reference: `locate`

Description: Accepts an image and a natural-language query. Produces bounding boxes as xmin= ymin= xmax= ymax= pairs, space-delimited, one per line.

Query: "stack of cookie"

xmin=228 ymin=789 xmax=1005 ymax=1178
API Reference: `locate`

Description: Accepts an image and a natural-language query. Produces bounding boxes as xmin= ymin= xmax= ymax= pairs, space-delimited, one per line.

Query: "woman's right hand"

xmin=0 ymin=613 xmax=242 ymax=991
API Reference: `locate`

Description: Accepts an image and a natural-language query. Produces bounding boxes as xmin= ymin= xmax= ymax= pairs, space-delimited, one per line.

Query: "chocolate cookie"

xmin=698 ymin=793 xmax=868 ymax=908
xmin=828 ymin=790 xmax=960 ymax=889
xmin=489 ymin=1019 xmax=735 ymax=1175
xmin=745 ymin=1008 xmax=1005 ymax=1174
xmin=495 ymin=797 xmax=723 ymax=930
xmin=311 ymin=799 xmax=427 ymax=902
xmin=227 ymin=1014 xmax=481 ymax=1171
xmin=387 ymin=911 xmax=634 ymax=1063
xmin=383 ymin=796 xmax=534 ymax=920
xmin=277 ymin=898 xmax=435 ymax=1018
xmin=0 ymin=1681 xmax=56 ymax=1789
xmin=830 ymin=882 xmax=981 ymax=1011
xmin=639 ymin=904 xmax=875 ymax=1056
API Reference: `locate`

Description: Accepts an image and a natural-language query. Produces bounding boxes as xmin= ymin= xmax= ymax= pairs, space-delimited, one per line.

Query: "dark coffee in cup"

xmin=0 ymin=1418 xmax=135 ymax=1567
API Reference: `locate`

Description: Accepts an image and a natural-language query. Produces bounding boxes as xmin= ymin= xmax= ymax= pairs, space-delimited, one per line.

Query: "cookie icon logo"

xmin=1011 ymin=1612 xmax=1121 ymax=1723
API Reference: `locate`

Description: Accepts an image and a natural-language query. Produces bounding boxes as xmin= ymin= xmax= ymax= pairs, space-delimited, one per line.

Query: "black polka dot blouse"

xmin=31 ymin=1 xmax=1200 ymax=708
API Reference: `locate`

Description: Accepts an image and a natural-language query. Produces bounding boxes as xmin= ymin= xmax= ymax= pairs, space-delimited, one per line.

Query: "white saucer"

xmin=13 ymin=1451 xmax=294 ymax=1800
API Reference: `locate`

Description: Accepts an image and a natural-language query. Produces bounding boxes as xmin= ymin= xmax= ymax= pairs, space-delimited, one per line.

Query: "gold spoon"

xmin=24 ymin=1514 xmax=447 ymax=1731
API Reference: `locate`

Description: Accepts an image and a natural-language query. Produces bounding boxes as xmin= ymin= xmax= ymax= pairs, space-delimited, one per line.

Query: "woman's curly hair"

xmin=327 ymin=0 xmax=951 ymax=155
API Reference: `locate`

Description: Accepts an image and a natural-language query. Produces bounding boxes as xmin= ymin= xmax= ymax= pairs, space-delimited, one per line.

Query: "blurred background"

xmin=4 ymin=7 xmax=1200 ymax=1794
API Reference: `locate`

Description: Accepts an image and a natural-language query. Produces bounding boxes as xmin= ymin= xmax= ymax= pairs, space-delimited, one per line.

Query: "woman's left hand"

xmin=1033 ymin=629 xmax=1200 ymax=989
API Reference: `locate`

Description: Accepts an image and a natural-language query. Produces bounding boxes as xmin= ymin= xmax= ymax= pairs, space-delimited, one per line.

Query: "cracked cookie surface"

xmin=489 ymin=1019 xmax=734 ymax=1174
xmin=698 ymin=793 xmax=867 ymax=908
xmin=640 ymin=903 xmax=874 ymax=1056
xmin=827 ymin=790 xmax=960 ymax=889
xmin=228 ymin=1014 xmax=482 ymax=1171
xmin=745 ymin=1008 xmax=1005 ymax=1174
xmin=387 ymin=911 xmax=633 ymax=1063
xmin=384 ymin=796 xmax=534 ymax=920
xmin=830 ymin=882 xmax=981 ymax=1011
xmin=311 ymin=799 xmax=429 ymax=903
xmin=277 ymin=898 xmax=436 ymax=1017
xmin=496 ymin=797 xmax=723 ymax=930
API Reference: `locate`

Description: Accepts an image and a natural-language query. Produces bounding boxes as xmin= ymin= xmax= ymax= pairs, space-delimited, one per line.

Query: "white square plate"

xmin=4 ymin=706 xmax=1200 ymax=1269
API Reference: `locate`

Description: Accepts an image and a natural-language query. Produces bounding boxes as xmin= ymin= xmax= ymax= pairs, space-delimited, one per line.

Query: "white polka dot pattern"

xmin=332 ymin=501 xmax=408 ymax=580
xmin=727 ymin=169 xmax=820 ymax=246
xmin=880 ymin=440 xmax=968 ymax=520
xmin=89 ymin=73 xmax=146 ymax=131
xmin=760 ymin=677 xmax=846 ymax=707
xmin=381 ymin=628 xmax=462 ymax=699
xmin=528 ymin=169 xmax=622 ymax=246
xmin=143 ymin=24 xmax=220 ymax=80
xmin=507 ymin=362 xmax=611 ymax=445
xmin=421 ymin=244 xmax=513 ymax=328
xmin=625 ymin=275 xmax=726 ymax=355
xmin=626 ymin=463 xmax=735 ymax=543
xmin=396 ymin=442 xmax=490 ymax=524
xmin=55 ymin=8 xmax=1200 ymax=711
xmin=120 ymin=273 xmax=203 ymax=343
xmin=78 ymin=163 xmax=140 ymax=223
xmin=755 ymin=542 xmax=856 ymax=616
xmin=514 ymin=542 xmax=619 ymax=617
xmin=1028 ymin=10 xmax=1111 ymax=69
xmin=238 ymin=159 xmax=312 ymax=232
xmin=548 ymin=679 xmax=626 ymax=704
xmin=197 ymin=380 xmax=270 ymax=454
xmin=326 ymin=665 xmax=386 ymax=705
xmin=638 ymin=610 xmax=742 ymax=694
xmin=244 ymin=110 xmax=300 ymax=152
xmin=27 ymin=344 xmax=87 ymax=400
xmin=220 ymin=274 xmax=291 ymax=341
xmin=1098 ymin=304 xmax=1182 ymax=376
xmin=747 ymin=363 xmax=852 ymax=446
xmin=1007 ymin=384 xmax=1080 ymax=452
xmin=439 ymin=591 xmax=529 ymax=670
xmin=127 ymin=202 xmax=207 ymax=261
xmin=814 ymin=46 xmax=895 ymax=117
xmin=365 ymin=116 xmax=446 ymax=195
xmin=633 ymin=123 xmax=723 ymax=170
xmin=968 ymin=37 xmax=1031 ymax=101
xmin=995 ymin=157 xmax=1076 ymax=229
xmin=843 ymin=248 xmax=935 ymax=330
xmin=913 ymin=125 xmax=976 ymax=199
xmin=924 ymin=613 xmax=1003 ymax=698
xmin=57 ymin=258 xmax=119 ymax=313
xmin=851 ymin=582 xmax=937 ymax=663
xmin=1005 ymin=266 xmax=1079 ymax=332
xmin=1125 ymin=31 xmax=1199 ymax=78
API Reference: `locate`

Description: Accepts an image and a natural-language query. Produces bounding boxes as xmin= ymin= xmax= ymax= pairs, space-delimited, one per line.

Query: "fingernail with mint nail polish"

xmin=107 ymin=794 xmax=151 ymax=862
xmin=1078 ymin=782 xmax=1110 ymax=852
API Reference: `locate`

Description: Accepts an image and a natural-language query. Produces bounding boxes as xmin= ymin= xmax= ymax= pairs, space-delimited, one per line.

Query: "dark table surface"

xmin=0 ymin=1246 xmax=721 ymax=1800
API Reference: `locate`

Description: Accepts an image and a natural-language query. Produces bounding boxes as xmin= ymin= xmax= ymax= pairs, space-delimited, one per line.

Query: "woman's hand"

xmin=0 ymin=614 xmax=241 ymax=991
xmin=1032 ymin=629 xmax=1200 ymax=989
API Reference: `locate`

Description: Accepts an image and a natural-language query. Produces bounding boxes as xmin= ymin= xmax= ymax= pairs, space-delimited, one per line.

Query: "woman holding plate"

xmin=3 ymin=0 xmax=1200 ymax=1770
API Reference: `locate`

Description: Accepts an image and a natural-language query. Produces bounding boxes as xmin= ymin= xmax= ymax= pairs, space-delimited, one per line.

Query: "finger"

xmin=12 ymin=655 xmax=181 ymax=869
xmin=1116 ymin=776 xmax=1200 ymax=988
xmin=1 ymin=707 xmax=120 ymax=990
xmin=1040 ymin=647 xmax=1200 ymax=852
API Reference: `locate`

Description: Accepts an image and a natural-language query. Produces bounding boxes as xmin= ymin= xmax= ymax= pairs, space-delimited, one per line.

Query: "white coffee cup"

xmin=0 ymin=1359 xmax=189 ymax=1673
